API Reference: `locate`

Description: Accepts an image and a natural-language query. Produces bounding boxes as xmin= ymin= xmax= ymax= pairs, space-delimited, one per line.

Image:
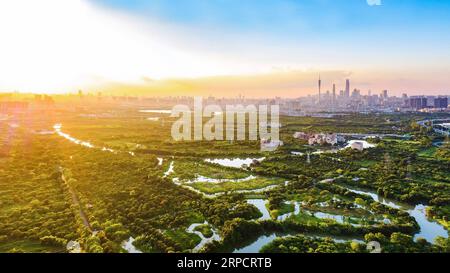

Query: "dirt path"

xmin=61 ymin=173 xmax=92 ymax=232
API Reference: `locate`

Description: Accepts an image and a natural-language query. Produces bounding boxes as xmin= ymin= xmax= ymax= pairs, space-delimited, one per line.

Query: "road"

xmin=61 ymin=171 xmax=93 ymax=233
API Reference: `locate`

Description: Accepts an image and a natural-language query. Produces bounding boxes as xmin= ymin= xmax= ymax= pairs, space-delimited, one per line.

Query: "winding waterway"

xmin=186 ymin=221 xmax=221 ymax=253
xmin=345 ymin=187 xmax=448 ymax=243
xmin=233 ymin=233 xmax=363 ymax=253
xmin=238 ymin=186 xmax=448 ymax=252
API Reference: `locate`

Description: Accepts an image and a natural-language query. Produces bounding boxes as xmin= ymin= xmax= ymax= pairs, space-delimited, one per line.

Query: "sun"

xmin=0 ymin=0 xmax=239 ymax=93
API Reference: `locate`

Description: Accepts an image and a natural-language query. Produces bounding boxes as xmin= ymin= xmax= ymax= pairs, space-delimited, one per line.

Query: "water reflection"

xmin=233 ymin=233 xmax=363 ymax=253
xmin=163 ymin=161 xmax=174 ymax=177
xmin=187 ymin=175 xmax=256 ymax=184
xmin=54 ymin=124 xmax=96 ymax=149
xmin=205 ymin=158 xmax=265 ymax=168
xmin=186 ymin=221 xmax=221 ymax=253
xmin=246 ymin=199 xmax=271 ymax=220
xmin=122 ymin=237 xmax=142 ymax=253
xmin=344 ymin=140 xmax=376 ymax=149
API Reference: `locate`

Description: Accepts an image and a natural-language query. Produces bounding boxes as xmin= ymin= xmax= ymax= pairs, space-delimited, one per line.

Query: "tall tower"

xmin=318 ymin=75 xmax=322 ymax=104
xmin=345 ymin=79 xmax=350 ymax=98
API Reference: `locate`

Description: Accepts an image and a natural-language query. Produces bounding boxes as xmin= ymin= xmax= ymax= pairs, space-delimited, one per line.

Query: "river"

xmin=238 ymin=186 xmax=448 ymax=252
xmin=233 ymin=232 xmax=363 ymax=253
xmin=346 ymin=187 xmax=448 ymax=243
xmin=186 ymin=221 xmax=221 ymax=253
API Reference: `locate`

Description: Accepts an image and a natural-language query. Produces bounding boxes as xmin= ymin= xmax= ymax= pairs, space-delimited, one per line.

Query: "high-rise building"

xmin=409 ymin=96 xmax=428 ymax=109
xmin=345 ymin=79 xmax=350 ymax=97
xmin=318 ymin=75 xmax=321 ymax=104
xmin=382 ymin=90 xmax=388 ymax=99
xmin=434 ymin=97 xmax=448 ymax=109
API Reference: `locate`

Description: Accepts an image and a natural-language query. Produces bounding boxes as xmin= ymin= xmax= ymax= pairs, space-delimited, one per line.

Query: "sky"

xmin=0 ymin=0 xmax=449 ymax=97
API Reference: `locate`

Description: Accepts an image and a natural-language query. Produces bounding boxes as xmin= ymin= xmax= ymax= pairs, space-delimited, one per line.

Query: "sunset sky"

xmin=0 ymin=0 xmax=449 ymax=97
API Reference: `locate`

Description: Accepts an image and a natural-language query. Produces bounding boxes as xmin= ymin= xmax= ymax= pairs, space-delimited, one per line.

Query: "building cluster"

xmin=293 ymin=132 xmax=345 ymax=146
xmin=407 ymin=96 xmax=448 ymax=111
xmin=283 ymin=77 xmax=450 ymax=114
xmin=0 ymin=79 xmax=448 ymax=116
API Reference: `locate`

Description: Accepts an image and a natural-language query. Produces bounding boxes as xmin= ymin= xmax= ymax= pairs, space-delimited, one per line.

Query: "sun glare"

xmin=0 ymin=0 xmax=241 ymax=93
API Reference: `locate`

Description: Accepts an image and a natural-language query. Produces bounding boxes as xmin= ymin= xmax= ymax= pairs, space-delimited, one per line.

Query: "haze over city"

xmin=1 ymin=0 xmax=450 ymax=97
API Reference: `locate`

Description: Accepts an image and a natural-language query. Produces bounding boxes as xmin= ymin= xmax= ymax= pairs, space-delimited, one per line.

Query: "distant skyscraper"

xmin=382 ymin=90 xmax=388 ymax=99
xmin=345 ymin=79 xmax=350 ymax=97
xmin=318 ymin=75 xmax=322 ymax=104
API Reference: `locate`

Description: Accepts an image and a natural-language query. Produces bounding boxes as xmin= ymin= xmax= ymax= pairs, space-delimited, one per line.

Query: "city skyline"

xmin=0 ymin=0 xmax=450 ymax=96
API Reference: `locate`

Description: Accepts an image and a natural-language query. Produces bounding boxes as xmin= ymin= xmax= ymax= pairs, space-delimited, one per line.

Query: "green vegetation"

xmin=190 ymin=177 xmax=284 ymax=194
xmin=268 ymin=202 xmax=295 ymax=219
xmin=1 ymin=107 xmax=448 ymax=253
xmin=164 ymin=229 xmax=202 ymax=251
xmin=260 ymin=232 xmax=446 ymax=253
xmin=193 ymin=224 xmax=214 ymax=238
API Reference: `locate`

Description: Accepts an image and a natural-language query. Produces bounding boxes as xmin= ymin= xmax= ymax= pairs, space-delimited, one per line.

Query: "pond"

xmin=122 ymin=237 xmax=142 ymax=253
xmin=205 ymin=157 xmax=265 ymax=168
xmin=343 ymin=140 xmax=376 ymax=150
xmin=187 ymin=175 xmax=256 ymax=184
